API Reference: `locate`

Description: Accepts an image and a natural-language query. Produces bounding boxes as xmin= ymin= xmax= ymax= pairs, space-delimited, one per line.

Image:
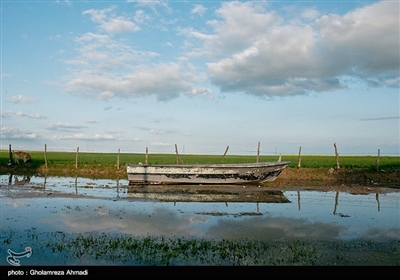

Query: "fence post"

xmin=44 ymin=144 xmax=48 ymax=168
xmin=175 ymin=144 xmax=184 ymax=164
xmin=117 ymin=149 xmax=120 ymax=169
xmin=334 ymin=143 xmax=340 ymax=169
xmin=75 ymin=147 xmax=79 ymax=169
xmin=256 ymin=142 xmax=260 ymax=163
xmin=376 ymin=149 xmax=380 ymax=171
xmin=297 ymin=146 xmax=301 ymax=169
xmin=175 ymin=144 xmax=179 ymax=164
xmin=145 ymin=147 xmax=148 ymax=164
xmin=220 ymin=146 xmax=229 ymax=163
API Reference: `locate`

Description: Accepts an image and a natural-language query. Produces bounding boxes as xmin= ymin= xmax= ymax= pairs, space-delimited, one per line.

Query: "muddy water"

xmin=1 ymin=174 xmax=399 ymax=266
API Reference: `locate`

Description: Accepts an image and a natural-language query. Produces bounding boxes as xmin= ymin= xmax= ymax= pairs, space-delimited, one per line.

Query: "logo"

xmin=7 ymin=247 xmax=32 ymax=266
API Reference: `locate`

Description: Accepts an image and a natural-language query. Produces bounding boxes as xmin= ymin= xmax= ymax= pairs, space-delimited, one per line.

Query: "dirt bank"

xmin=1 ymin=165 xmax=399 ymax=195
xmin=269 ymin=167 xmax=400 ymax=192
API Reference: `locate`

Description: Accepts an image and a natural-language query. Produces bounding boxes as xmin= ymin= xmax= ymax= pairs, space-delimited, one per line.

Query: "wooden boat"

xmin=126 ymin=161 xmax=290 ymax=185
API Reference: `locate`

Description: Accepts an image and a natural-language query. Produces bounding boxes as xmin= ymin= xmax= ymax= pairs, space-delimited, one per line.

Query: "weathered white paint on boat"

xmin=126 ymin=161 xmax=291 ymax=185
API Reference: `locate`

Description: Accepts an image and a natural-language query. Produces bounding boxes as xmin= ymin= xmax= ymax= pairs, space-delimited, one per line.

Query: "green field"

xmin=1 ymin=150 xmax=399 ymax=170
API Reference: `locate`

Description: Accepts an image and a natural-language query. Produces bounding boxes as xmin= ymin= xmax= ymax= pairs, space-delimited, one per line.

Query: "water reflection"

xmin=1 ymin=174 xmax=399 ymax=242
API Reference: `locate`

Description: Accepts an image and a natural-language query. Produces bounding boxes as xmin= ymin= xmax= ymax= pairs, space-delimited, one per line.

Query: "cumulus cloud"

xmin=82 ymin=6 xmax=140 ymax=34
xmin=66 ymin=62 xmax=199 ymax=102
xmin=1 ymin=110 xmax=46 ymax=119
xmin=134 ymin=0 xmax=171 ymax=13
xmin=191 ymin=4 xmax=207 ymax=16
xmin=98 ymin=91 xmax=114 ymax=100
xmin=1 ymin=126 xmax=38 ymax=140
xmin=63 ymin=7 xmax=204 ymax=102
xmin=204 ymin=1 xmax=399 ymax=97
xmin=7 ymin=94 xmax=37 ymax=103
xmin=17 ymin=111 xmax=47 ymax=119
xmin=62 ymin=1 xmax=399 ymax=101
xmin=315 ymin=1 xmax=399 ymax=82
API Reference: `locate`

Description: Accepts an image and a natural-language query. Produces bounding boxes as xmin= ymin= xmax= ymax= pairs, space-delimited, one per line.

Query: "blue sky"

xmin=1 ymin=0 xmax=399 ymax=156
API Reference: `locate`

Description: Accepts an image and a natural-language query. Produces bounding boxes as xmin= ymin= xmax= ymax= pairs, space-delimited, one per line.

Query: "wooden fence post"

xmin=175 ymin=144 xmax=179 ymax=164
xmin=175 ymin=144 xmax=184 ymax=164
xmin=44 ymin=144 xmax=48 ymax=168
xmin=75 ymin=147 xmax=79 ymax=169
xmin=376 ymin=149 xmax=380 ymax=171
xmin=256 ymin=142 xmax=260 ymax=163
xmin=297 ymin=146 xmax=301 ymax=169
xmin=117 ymin=149 xmax=120 ymax=169
xmin=334 ymin=143 xmax=340 ymax=169
xmin=278 ymin=154 xmax=282 ymax=162
xmin=145 ymin=147 xmax=148 ymax=164
xmin=220 ymin=146 xmax=229 ymax=163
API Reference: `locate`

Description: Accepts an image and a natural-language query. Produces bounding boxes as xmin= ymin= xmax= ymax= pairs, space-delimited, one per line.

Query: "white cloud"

xmin=188 ymin=87 xmax=212 ymax=97
xmin=87 ymin=119 xmax=100 ymax=123
xmin=1 ymin=126 xmax=38 ymax=140
xmin=315 ymin=1 xmax=399 ymax=81
xmin=98 ymin=91 xmax=114 ymax=100
xmin=46 ymin=122 xmax=86 ymax=131
xmin=83 ymin=6 xmax=139 ymax=34
xmin=101 ymin=17 xmax=140 ymax=34
xmin=134 ymin=0 xmax=171 ymax=13
xmin=62 ymin=1 xmax=399 ymax=102
xmin=203 ymin=1 xmax=280 ymax=57
xmin=202 ymin=1 xmax=399 ymax=97
xmin=94 ymin=134 xmax=114 ymax=140
xmin=52 ymin=133 xmax=115 ymax=141
xmin=1 ymin=110 xmax=46 ymax=119
xmin=1 ymin=110 xmax=13 ymax=118
xmin=134 ymin=10 xmax=150 ymax=24
xmin=7 ymin=94 xmax=37 ymax=103
xmin=66 ymin=62 xmax=198 ymax=101
xmin=151 ymin=142 xmax=170 ymax=146
xmin=191 ymin=4 xmax=207 ymax=16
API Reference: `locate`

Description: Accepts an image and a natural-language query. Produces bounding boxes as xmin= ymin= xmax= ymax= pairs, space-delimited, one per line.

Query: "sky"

xmin=1 ymin=0 xmax=399 ymax=157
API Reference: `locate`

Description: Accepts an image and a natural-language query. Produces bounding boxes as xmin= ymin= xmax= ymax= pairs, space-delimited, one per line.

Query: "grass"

xmin=0 ymin=230 xmax=323 ymax=266
xmin=1 ymin=150 xmax=399 ymax=170
xmin=2 ymin=229 xmax=399 ymax=266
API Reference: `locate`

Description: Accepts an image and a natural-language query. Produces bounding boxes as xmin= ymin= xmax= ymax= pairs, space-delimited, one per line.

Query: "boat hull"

xmin=126 ymin=161 xmax=290 ymax=185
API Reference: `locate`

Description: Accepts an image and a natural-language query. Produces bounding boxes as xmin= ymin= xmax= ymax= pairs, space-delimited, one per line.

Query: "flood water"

xmin=1 ymin=174 xmax=399 ymax=267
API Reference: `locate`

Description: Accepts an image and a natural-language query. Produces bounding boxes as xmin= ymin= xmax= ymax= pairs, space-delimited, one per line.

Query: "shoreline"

xmin=1 ymin=166 xmax=399 ymax=196
xmin=2 ymin=165 xmax=399 ymax=184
